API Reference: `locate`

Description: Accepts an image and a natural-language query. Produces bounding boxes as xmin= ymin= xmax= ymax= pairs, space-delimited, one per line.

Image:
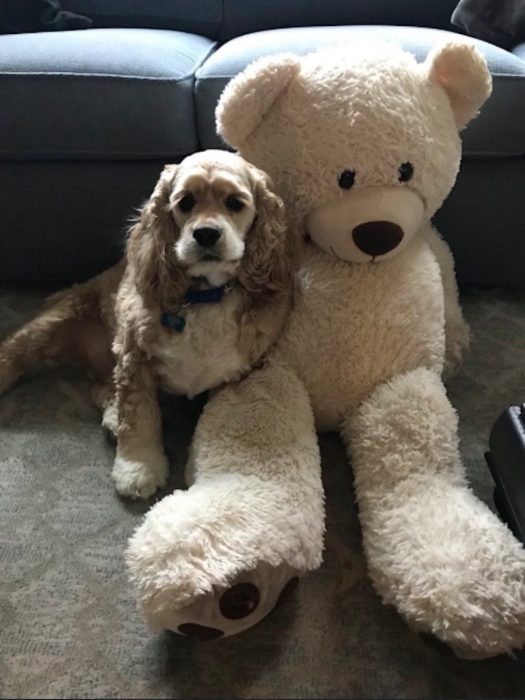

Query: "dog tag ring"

xmin=161 ymin=312 xmax=186 ymax=332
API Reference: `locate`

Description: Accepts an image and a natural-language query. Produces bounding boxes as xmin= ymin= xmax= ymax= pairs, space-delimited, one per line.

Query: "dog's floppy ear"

xmin=126 ymin=164 xmax=189 ymax=309
xmin=423 ymin=42 xmax=492 ymax=130
xmin=216 ymin=53 xmax=300 ymax=149
xmin=238 ymin=165 xmax=296 ymax=298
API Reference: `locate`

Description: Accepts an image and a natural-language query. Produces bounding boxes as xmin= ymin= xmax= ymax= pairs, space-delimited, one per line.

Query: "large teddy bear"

xmin=126 ymin=41 xmax=525 ymax=658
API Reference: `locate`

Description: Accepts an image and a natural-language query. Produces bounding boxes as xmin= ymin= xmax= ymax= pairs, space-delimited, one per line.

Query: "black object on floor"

xmin=485 ymin=404 xmax=525 ymax=544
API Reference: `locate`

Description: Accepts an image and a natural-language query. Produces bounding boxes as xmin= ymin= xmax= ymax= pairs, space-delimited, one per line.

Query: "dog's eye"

xmin=225 ymin=195 xmax=245 ymax=212
xmin=398 ymin=162 xmax=414 ymax=182
xmin=178 ymin=194 xmax=195 ymax=212
xmin=338 ymin=170 xmax=355 ymax=189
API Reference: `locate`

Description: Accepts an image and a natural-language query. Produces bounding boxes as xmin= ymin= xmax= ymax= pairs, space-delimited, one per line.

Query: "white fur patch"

xmin=101 ymin=401 xmax=118 ymax=438
xmin=112 ymin=447 xmax=169 ymax=499
xmin=154 ymin=290 xmax=250 ymax=398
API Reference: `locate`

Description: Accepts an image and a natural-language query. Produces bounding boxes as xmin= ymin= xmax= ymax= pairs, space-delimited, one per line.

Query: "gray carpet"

xmin=1 ymin=286 xmax=525 ymax=699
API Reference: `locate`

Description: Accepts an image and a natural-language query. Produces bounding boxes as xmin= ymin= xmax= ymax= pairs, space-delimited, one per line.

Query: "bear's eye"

xmin=338 ymin=170 xmax=355 ymax=189
xmin=398 ymin=162 xmax=414 ymax=182
xmin=178 ymin=194 xmax=195 ymax=212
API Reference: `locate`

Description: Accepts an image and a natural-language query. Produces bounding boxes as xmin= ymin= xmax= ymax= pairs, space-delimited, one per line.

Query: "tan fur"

xmin=0 ymin=151 xmax=295 ymax=498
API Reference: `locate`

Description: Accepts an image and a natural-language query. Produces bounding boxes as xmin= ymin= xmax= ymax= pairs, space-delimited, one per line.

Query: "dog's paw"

xmin=101 ymin=402 xmax=118 ymax=439
xmin=112 ymin=448 xmax=169 ymax=499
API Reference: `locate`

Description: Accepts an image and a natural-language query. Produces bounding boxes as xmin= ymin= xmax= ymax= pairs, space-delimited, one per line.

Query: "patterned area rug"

xmin=1 ymin=286 xmax=525 ymax=699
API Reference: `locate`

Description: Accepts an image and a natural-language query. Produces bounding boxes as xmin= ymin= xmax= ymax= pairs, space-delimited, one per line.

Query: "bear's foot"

xmin=149 ymin=561 xmax=300 ymax=639
xmin=126 ymin=474 xmax=323 ymax=638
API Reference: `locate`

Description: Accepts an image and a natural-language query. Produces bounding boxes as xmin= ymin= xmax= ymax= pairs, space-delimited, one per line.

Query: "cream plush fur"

xmin=127 ymin=42 xmax=525 ymax=657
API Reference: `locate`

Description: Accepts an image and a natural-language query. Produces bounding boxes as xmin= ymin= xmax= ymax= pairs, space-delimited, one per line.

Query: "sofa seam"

xmin=192 ymin=41 xmax=222 ymax=150
xmin=195 ymin=71 xmax=525 ymax=81
xmin=0 ymin=48 xmax=218 ymax=83
xmin=2 ymin=148 xmax=523 ymax=160
xmin=2 ymin=68 xmax=522 ymax=83
xmin=0 ymin=150 xmax=195 ymax=159
xmin=0 ymin=72 xmax=202 ymax=83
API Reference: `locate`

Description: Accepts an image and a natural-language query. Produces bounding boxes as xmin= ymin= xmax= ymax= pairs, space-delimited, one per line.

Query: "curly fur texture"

xmin=0 ymin=150 xmax=294 ymax=499
xmin=126 ymin=165 xmax=189 ymax=312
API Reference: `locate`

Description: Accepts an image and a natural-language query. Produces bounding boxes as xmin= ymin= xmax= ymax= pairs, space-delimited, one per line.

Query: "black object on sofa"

xmin=0 ymin=0 xmax=92 ymax=34
xmin=1 ymin=0 xmax=524 ymax=286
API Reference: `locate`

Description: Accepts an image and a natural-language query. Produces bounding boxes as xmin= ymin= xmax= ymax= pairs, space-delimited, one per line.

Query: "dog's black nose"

xmin=193 ymin=227 xmax=221 ymax=248
xmin=352 ymin=221 xmax=404 ymax=257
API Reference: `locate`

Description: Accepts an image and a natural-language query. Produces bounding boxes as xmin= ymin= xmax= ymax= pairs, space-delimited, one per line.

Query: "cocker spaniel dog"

xmin=0 ymin=150 xmax=295 ymax=498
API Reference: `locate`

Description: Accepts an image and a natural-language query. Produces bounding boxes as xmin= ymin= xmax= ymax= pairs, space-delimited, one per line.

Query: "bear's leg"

xmin=126 ymin=360 xmax=325 ymax=639
xmin=343 ymin=366 xmax=525 ymax=659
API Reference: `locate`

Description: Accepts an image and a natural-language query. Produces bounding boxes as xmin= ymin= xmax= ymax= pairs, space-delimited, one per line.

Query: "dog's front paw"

xmin=112 ymin=448 xmax=169 ymax=499
xmin=101 ymin=402 xmax=118 ymax=439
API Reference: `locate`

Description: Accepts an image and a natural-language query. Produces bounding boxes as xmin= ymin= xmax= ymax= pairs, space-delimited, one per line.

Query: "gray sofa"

xmin=1 ymin=0 xmax=524 ymax=285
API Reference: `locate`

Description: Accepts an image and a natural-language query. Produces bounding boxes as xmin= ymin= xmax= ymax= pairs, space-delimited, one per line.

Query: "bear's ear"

xmin=423 ymin=42 xmax=492 ymax=129
xmin=216 ymin=53 xmax=300 ymax=149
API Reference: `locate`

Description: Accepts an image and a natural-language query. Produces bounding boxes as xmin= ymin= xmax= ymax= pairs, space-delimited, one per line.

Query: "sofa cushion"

xmin=196 ymin=25 xmax=525 ymax=158
xmin=61 ymin=0 xmax=222 ymax=39
xmin=219 ymin=0 xmax=460 ymax=42
xmin=0 ymin=28 xmax=216 ymax=160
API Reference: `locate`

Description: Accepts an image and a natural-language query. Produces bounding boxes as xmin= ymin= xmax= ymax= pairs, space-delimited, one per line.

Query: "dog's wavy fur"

xmin=0 ymin=150 xmax=296 ymax=498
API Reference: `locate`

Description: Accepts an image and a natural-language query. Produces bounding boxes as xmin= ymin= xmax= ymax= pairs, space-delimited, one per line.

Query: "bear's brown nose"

xmin=352 ymin=221 xmax=404 ymax=257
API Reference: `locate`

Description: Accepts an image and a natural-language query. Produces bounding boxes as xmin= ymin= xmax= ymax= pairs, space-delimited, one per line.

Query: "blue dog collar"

xmin=184 ymin=284 xmax=228 ymax=305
